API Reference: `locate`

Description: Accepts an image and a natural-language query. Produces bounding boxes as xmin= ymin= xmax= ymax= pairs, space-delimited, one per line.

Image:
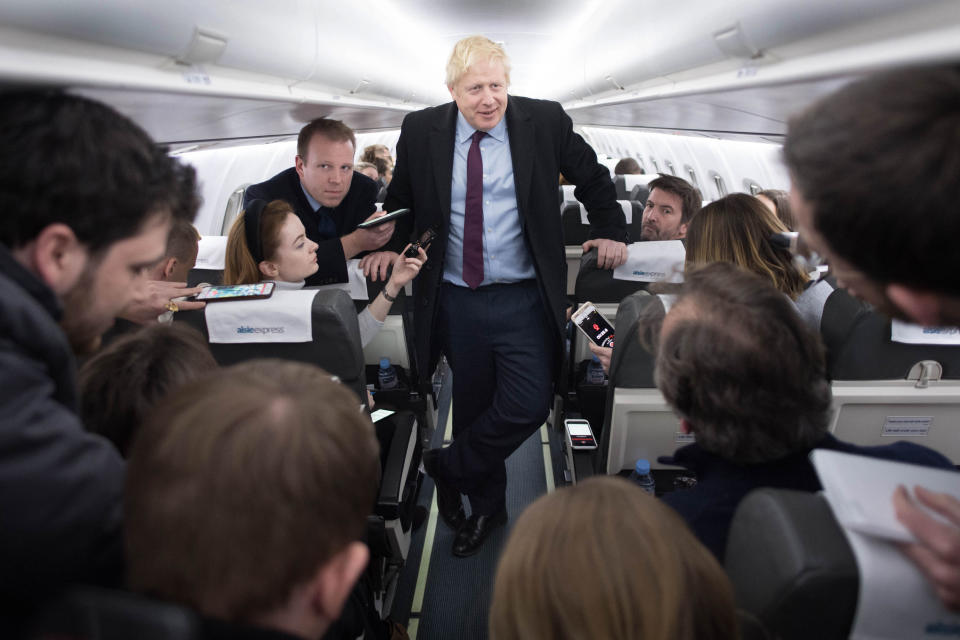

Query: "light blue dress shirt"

xmin=443 ymin=112 xmax=536 ymax=286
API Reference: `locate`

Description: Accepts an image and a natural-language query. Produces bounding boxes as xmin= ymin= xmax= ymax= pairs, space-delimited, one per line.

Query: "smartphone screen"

xmin=565 ymin=420 xmax=598 ymax=449
xmin=195 ymin=282 xmax=275 ymax=301
xmin=572 ymin=302 xmax=615 ymax=348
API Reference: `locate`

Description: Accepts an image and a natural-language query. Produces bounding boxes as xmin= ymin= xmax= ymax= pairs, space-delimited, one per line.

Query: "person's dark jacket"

xmin=661 ymin=433 xmax=956 ymax=561
xmin=0 ymin=245 xmax=125 ymax=631
xmin=243 ymin=168 xmax=379 ymax=286
xmin=383 ymin=95 xmax=627 ymax=378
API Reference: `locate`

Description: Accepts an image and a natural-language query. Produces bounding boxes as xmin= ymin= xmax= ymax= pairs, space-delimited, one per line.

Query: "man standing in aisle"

xmin=384 ymin=35 xmax=628 ymax=556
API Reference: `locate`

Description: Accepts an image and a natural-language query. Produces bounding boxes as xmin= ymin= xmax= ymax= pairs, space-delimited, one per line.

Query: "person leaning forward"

xmin=384 ymin=35 xmax=628 ymax=557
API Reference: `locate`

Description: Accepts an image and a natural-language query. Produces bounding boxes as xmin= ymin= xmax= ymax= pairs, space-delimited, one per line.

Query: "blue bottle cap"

xmin=379 ymin=357 xmax=391 ymax=369
xmin=634 ymin=459 xmax=650 ymax=475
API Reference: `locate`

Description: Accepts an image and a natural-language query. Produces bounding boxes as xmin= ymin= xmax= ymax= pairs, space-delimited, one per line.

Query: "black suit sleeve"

xmin=383 ymin=115 xmax=417 ymax=249
xmin=554 ymin=104 xmax=627 ymax=242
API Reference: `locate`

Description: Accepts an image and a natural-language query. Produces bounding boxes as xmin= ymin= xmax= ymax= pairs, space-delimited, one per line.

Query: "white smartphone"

xmin=564 ymin=418 xmax=598 ymax=450
xmin=571 ymin=301 xmax=615 ymax=348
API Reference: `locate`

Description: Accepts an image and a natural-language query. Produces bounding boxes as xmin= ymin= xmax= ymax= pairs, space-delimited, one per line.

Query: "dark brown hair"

xmin=491 ymin=477 xmax=738 ymax=640
xmin=125 ymin=359 xmax=380 ymax=622
xmin=783 ymin=65 xmax=960 ymax=294
xmin=79 ymin=323 xmax=217 ymax=456
xmin=297 ymin=117 xmax=356 ymax=161
xmin=653 ymin=262 xmax=831 ymax=463
xmin=647 ymin=174 xmax=702 ymax=224
xmin=613 ymin=157 xmax=643 ymax=175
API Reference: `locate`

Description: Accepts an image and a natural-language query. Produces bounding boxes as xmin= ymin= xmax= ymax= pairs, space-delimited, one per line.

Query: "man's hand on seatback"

xmin=894 ymin=485 xmax=960 ymax=612
xmin=359 ymin=251 xmax=400 ymax=281
xmin=582 ymin=238 xmax=628 ymax=270
xmin=341 ymin=212 xmax=396 ymax=259
xmin=119 ymin=280 xmax=205 ymax=324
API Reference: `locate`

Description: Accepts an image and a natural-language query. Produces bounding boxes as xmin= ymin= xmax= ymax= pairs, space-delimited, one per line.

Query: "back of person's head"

xmin=78 ymin=323 xmax=217 ymax=456
xmin=783 ymin=65 xmax=960 ymax=297
xmin=613 ymin=157 xmax=643 ymax=175
xmin=0 ymin=90 xmax=198 ymax=253
xmin=686 ymin=193 xmax=808 ymax=299
xmin=153 ymin=218 xmax=201 ymax=282
xmin=446 ymin=35 xmax=512 ymax=89
xmin=354 ymin=161 xmax=379 ymax=181
xmin=360 ymin=144 xmax=390 ymax=164
xmin=647 ymin=174 xmax=702 ymax=225
xmin=297 ymin=117 xmax=356 ymax=162
xmin=224 ymin=199 xmax=296 ymax=285
xmin=125 ymin=359 xmax=380 ymax=629
xmin=653 ymin=262 xmax=831 ymax=464
xmin=756 ymin=189 xmax=794 ymax=231
xmin=372 ymin=156 xmax=391 ymax=177
xmin=490 ymin=477 xmax=738 ymax=640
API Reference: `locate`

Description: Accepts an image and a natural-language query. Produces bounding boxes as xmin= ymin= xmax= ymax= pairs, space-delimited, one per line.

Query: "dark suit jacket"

xmin=384 ymin=96 xmax=627 ymax=377
xmin=244 ymin=167 xmax=378 ymax=285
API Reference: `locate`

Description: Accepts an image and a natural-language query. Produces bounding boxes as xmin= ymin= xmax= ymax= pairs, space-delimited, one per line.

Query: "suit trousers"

xmin=435 ymin=280 xmax=555 ymax=515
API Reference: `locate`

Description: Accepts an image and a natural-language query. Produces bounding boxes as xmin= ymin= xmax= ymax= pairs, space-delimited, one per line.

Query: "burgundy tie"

xmin=463 ymin=130 xmax=486 ymax=289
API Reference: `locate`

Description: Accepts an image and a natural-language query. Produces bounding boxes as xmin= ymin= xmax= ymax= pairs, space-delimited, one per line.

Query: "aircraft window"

xmin=221 ymin=184 xmax=251 ymax=235
xmin=665 ymin=160 xmax=676 ymax=176
xmin=711 ymin=173 xmax=728 ymax=199
xmin=744 ymin=179 xmax=763 ymax=195
xmin=685 ymin=166 xmax=699 ymax=186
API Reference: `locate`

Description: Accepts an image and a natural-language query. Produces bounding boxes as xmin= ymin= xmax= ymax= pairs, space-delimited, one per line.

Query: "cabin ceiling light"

xmin=179 ymin=27 xmax=228 ymax=65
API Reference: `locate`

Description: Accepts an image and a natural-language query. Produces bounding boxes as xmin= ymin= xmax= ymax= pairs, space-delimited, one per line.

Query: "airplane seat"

xmin=175 ymin=289 xmax=423 ymax=593
xmin=189 ymin=234 xmax=228 ymax=287
xmin=561 ymin=202 xmax=589 ymax=246
xmin=27 ymin=586 xmax=199 ymax=640
xmin=613 ymin=174 xmax=628 ymax=200
xmin=568 ymin=248 xmax=650 ymax=444
xmin=558 ymin=184 xmax=577 ymax=210
xmin=628 ymin=183 xmax=650 ymax=205
xmin=725 ymin=489 xmax=858 ymax=640
xmin=597 ymin=291 xmax=682 ymax=476
xmin=820 ymin=287 xmax=960 ymax=462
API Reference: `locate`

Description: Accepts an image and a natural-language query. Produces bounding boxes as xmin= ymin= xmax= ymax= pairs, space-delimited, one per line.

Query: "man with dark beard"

xmin=0 ymin=90 xmax=198 ymax=633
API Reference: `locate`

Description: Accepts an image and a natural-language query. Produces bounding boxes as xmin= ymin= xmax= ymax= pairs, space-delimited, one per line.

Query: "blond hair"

xmin=223 ymin=199 xmax=294 ymax=285
xmin=445 ymin=35 xmax=511 ymax=89
xmin=490 ymin=477 xmax=738 ymax=640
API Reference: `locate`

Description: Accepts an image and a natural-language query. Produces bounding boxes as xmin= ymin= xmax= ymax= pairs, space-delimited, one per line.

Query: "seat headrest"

xmin=822 ymin=287 xmax=960 ymax=380
xmin=725 ymin=489 xmax=858 ymax=640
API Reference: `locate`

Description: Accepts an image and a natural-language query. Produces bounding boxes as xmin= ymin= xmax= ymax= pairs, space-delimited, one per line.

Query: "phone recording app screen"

xmin=582 ymin=310 xmax=614 ymax=348
xmin=567 ymin=422 xmax=595 ymax=446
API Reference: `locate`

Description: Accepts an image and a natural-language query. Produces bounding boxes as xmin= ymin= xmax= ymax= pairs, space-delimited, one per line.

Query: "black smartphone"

xmin=564 ymin=419 xmax=598 ymax=450
xmin=193 ymin=282 xmax=275 ymax=302
xmin=356 ymin=208 xmax=410 ymax=229
xmin=405 ymin=228 xmax=437 ymax=258
xmin=571 ymin=301 xmax=615 ymax=348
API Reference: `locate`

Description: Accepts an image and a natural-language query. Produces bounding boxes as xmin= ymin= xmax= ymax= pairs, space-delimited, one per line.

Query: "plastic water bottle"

xmin=629 ymin=459 xmax=656 ymax=496
xmin=378 ymin=357 xmax=398 ymax=390
xmin=585 ymin=355 xmax=606 ymax=385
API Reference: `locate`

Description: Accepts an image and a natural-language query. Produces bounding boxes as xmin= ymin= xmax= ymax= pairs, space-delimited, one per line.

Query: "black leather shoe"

xmin=452 ymin=509 xmax=507 ymax=557
xmin=422 ymin=449 xmax=466 ymax=531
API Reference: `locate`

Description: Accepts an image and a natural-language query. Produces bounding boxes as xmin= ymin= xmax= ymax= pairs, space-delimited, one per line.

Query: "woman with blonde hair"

xmin=224 ymin=198 xmax=426 ymax=347
xmin=686 ymin=192 xmax=832 ymax=328
xmin=490 ymin=477 xmax=738 ymax=640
